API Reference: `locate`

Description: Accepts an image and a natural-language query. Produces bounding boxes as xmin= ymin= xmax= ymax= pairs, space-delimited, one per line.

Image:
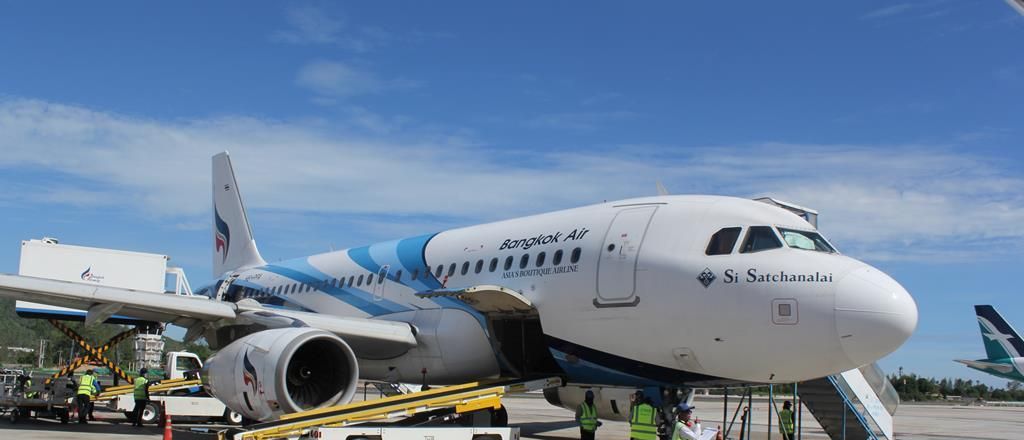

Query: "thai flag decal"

xmin=215 ymin=209 xmax=231 ymax=263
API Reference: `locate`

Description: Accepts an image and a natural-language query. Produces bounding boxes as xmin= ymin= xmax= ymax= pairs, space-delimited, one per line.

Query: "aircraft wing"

xmin=954 ymin=359 xmax=1015 ymax=374
xmin=0 ymin=273 xmax=417 ymax=355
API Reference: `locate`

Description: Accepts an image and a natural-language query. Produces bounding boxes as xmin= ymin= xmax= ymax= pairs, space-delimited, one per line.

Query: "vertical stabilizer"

xmin=975 ymin=305 xmax=1024 ymax=360
xmin=212 ymin=152 xmax=266 ymax=277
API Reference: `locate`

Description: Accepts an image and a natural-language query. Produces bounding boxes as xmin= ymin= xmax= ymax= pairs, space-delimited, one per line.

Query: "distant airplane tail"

xmin=974 ymin=305 xmax=1024 ymax=360
xmin=212 ymin=152 xmax=266 ymax=277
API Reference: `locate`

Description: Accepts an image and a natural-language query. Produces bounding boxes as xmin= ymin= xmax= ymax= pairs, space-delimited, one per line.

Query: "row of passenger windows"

xmin=240 ymin=247 xmax=584 ymax=299
xmin=706 ymin=226 xmax=836 ymax=256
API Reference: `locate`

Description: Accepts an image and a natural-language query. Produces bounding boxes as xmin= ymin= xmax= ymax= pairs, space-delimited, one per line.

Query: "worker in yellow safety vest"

xmin=131 ymin=368 xmax=152 ymax=427
xmin=779 ymin=400 xmax=796 ymax=440
xmin=76 ymin=369 xmax=97 ymax=424
xmin=630 ymin=396 xmax=659 ymax=440
xmin=575 ymin=389 xmax=602 ymax=440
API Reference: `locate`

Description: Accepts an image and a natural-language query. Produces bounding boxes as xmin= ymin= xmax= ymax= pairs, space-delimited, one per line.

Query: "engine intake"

xmin=204 ymin=327 xmax=359 ymax=421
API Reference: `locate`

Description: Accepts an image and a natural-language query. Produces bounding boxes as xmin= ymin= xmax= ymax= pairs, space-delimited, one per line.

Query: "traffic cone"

xmin=162 ymin=401 xmax=173 ymax=440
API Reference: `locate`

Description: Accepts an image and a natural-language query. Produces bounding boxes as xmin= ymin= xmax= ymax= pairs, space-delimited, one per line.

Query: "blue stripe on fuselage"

xmin=262 ymin=259 xmax=409 ymax=316
xmin=348 ymin=234 xmax=488 ymax=330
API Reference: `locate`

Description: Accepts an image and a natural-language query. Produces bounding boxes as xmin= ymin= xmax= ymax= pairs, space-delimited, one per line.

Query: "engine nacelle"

xmin=544 ymin=385 xmax=645 ymax=422
xmin=204 ymin=327 xmax=359 ymax=421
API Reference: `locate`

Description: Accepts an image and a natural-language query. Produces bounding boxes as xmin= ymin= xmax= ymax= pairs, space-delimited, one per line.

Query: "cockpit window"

xmin=705 ymin=227 xmax=742 ymax=255
xmin=740 ymin=226 xmax=783 ymax=253
xmin=777 ymin=228 xmax=836 ymax=253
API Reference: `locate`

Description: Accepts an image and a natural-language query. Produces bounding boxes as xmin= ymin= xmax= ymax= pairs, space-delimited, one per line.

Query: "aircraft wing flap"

xmin=0 ymin=273 xmax=236 ymax=321
xmin=416 ymin=284 xmax=536 ymax=315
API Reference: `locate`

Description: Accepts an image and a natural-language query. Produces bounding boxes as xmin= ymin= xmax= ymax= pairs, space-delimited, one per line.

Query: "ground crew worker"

xmin=76 ymin=369 xmax=97 ymax=424
xmin=25 ymin=376 xmax=38 ymax=399
xmin=575 ymin=390 xmax=601 ymax=440
xmin=131 ymin=368 xmax=151 ymax=427
xmin=779 ymin=400 xmax=796 ymax=440
xmin=630 ymin=396 xmax=658 ymax=440
xmin=671 ymin=403 xmax=723 ymax=440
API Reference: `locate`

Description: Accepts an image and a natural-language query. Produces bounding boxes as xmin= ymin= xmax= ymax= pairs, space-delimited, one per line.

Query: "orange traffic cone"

xmin=162 ymin=401 xmax=173 ymax=440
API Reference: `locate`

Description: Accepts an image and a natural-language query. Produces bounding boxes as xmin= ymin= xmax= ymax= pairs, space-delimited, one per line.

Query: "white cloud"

xmin=525 ymin=111 xmax=637 ymax=132
xmin=1 ymin=99 xmax=1023 ymax=263
xmin=861 ymin=3 xmax=914 ymax=20
xmin=296 ymin=60 xmax=418 ymax=98
xmin=270 ymin=6 xmax=388 ymax=52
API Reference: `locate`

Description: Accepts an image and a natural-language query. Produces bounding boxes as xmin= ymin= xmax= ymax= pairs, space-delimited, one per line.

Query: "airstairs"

xmin=800 ymin=363 xmax=898 ymax=440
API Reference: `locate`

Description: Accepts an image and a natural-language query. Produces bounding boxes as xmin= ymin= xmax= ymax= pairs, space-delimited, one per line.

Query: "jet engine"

xmin=204 ymin=327 xmax=359 ymax=421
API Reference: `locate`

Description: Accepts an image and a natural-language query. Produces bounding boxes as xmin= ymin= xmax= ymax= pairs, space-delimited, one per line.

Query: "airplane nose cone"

xmin=835 ymin=266 xmax=918 ymax=367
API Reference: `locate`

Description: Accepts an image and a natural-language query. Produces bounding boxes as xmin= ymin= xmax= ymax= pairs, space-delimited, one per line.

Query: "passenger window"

xmin=706 ymin=227 xmax=742 ymax=255
xmin=536 ymin=252 xmax=546 ymax=267
xmin=489 ymin=258 xmax=498 ymax=272
xmin=348 ymin=276 xmax=355 ymax=287
xmin=520 ymin=254 xmax=530 ymax=269
xmin=741 ymin=226 xmax=783 ymax=253
xmin=436 ymin=265 xmax=444 ymax=278
xmin=410 ymin=268 xmax=418 ymax=281
xmin=571 ymin=247 xmax=582 ymax=264
xmin=475 ymin=260 xmax=483 ymax=274
xmin=504 ymin=256 xmax=514 ymax=271
xmin=394 ymin=270 xmax=402 ymax=282
xmin=552 ymin=249 xmax=563 ymax=266
xmin=357 ymin=274 xmax=364 ymax=286
xmin=447 ymin=263 xmax=456 ymax=277
xmin=367 ymin=273 xmax=374 ymax=285
xmin=461 ymin=261 xmax=470 ymax=275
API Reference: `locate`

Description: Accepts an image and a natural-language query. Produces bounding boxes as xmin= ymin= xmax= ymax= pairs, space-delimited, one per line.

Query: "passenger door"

xmin=373 ymin=265 xmax=390 ymax=301
xmin=595 ymin=206 xmax=658 ymax=307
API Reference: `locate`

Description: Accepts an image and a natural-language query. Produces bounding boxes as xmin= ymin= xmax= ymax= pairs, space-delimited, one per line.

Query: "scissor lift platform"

xmin=221 ymin=377 xmax=563 ymax=440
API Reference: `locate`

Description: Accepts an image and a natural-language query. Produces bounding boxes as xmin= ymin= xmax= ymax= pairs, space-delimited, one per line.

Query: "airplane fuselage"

xmin=199 ymin=195 xmax=917 ymax=387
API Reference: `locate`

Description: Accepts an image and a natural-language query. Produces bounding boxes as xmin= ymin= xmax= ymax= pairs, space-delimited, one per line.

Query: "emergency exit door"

xmin=595 ymin=205 xmax=657 ymax=306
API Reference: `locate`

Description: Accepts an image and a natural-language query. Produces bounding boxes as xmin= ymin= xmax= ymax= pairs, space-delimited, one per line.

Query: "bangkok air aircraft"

xmin=0 ymin=152 xmax=918 ymax=422
xmin=955 ymin=305 xmax=1024 ymax=382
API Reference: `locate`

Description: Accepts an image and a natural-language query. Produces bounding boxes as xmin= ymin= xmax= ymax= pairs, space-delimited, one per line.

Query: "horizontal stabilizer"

xmin=954 ymin=359 xmax=1015 ymax=374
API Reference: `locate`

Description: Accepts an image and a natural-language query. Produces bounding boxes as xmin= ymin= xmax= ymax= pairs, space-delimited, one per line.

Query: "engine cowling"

xmin=544 ymin=385 xmax=643 ymax=422
xmin=203 ymin=327 xmax=359 ymax=421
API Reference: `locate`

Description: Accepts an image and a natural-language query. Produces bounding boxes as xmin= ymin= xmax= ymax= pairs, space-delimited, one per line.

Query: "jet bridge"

xmin=219 ymin=376 xmax=563 ymax=440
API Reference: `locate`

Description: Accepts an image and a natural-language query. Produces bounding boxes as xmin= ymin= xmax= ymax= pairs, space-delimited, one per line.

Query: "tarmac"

xmin=0 ymin=393 xmax=1021 ymax=440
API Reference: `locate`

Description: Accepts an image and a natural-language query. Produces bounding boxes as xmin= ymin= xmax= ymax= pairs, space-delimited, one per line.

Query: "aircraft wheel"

xmin=9 ymin=408 xmax=19 ymax=424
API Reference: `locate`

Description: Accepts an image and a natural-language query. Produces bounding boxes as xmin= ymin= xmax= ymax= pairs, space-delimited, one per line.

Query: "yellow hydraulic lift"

xmin=221 ymin=376 xmax=563 ymax=440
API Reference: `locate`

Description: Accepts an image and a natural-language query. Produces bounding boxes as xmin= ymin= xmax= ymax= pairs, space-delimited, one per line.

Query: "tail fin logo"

xmin=215 ymin=209 xmax=231 ymax=263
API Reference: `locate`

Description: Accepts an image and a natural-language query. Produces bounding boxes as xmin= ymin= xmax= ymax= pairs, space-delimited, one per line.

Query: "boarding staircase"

xmin=799 ymin=363 xmax=899 ymax=440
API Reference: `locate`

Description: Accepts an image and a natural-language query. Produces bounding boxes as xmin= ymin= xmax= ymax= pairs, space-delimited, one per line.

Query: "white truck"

xmin=107 ymin=351 xmax=242 ymax=425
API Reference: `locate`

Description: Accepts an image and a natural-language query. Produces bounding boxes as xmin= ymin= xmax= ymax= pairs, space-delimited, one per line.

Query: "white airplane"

xmin=0 ymin=152 xmax=918 ymax=422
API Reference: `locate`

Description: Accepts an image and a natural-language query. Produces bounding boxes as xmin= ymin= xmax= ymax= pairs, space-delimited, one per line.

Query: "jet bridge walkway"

xmin=220 ymin=376 xmax=563 ymax=440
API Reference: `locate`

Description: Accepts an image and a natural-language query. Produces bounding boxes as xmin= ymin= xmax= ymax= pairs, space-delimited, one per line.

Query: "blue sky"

xmin=0 ymin=1 xmax=1022 ymax=387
